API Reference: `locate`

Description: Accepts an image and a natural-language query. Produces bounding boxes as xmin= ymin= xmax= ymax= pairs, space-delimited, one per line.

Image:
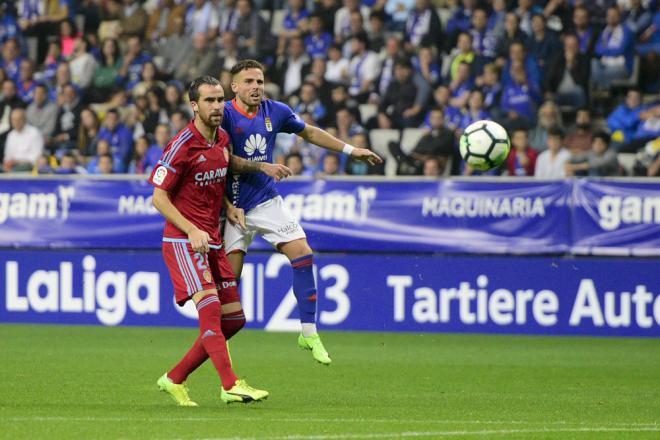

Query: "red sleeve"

xmin=148 ymin=141 xmax=189 ymax=192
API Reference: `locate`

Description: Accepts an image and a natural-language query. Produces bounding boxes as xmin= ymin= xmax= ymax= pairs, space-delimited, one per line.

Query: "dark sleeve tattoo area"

xmin=230 ymin=154 xmax=264 ymax=173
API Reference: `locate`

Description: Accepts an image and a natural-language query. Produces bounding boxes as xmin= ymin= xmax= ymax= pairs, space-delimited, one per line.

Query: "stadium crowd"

xmin=0 ymin=0 xmax=658 ymax=178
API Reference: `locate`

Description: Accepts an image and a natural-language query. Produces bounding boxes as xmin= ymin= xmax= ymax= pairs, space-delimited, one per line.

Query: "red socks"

xmin=168 ymin=298 xmax=246 ymax=387
xmin=168 ymin=295 xmax=237 ymax=390
xmin=221 ymin=310 xmax=246 ymax=340
xmin=168 ymin=337 xmax=206 ymax=384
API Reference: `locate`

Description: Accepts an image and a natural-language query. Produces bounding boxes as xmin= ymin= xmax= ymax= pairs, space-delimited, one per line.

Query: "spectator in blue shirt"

xmin=448 ymin=61 xmax=475 ymax=110
xmin=41 ymin=40 xmax=63 ymax=87
xmin=304 ymin=13 xmax=333 ymax=59
xmin=446 ymin=0 xmax=476 ymax=47
xmin=515 ymin=0 xmax=544 ymax=36
xmin=277 ymin=0 xmax=309 ymax=56
xmin=405 ymin=0 xmax=443 ymax=54
xmin=607 ymin=88 xmax=644 ymax=145
xmin=118 ymin=35 xmax=152 ymax=92
xmin=293 ymin=82 xmax=327 ymax=124
xmin=285 ymin=151 xmax=313 ymax=176
xmin=0 ymin=5 xmax=21 ymax=44
xmin=423 ymin=84 xmax=463 ymax=131
xmin=571 ymin=5 xmax=597 ymax=56
xmin=502 ymin=41 xmax=542 ymax=88
xmin=528 ymin=14 xmax=561 ymax=70
xmin=501 ymin=63 xmax=541 ymax=130
xmin=470 ymin=8 xmax=497 ymax=60
xmin=145 ymin=123 xmax=170 ymax=166
xmin=87 ymin=140 xmax=121 ymax=174
xmin=488 ymin=0 xmax=507 ymax=38
xmin=624 ymin=0 xmax=653 ymax=37
xmin=459 ymin=89 xmax=492 ymax=133
xmin=97 ymin=108 xmax=133 ymax=171
xmin=16 ymin=58 xmax=37 ymax=104
xmin=592 ymin=6 xmax=635 ymax=89
xmin=0 ymin=38 xmax=23 ymax=83
xmin=412 ymin=46 xmax=441 ymax=88
xmin=476 ymin=63 xmax=503 ymax=115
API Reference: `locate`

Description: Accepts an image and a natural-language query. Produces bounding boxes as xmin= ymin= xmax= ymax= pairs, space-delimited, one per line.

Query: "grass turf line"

xmin=1 ymin=324 xmax=659 ymax=439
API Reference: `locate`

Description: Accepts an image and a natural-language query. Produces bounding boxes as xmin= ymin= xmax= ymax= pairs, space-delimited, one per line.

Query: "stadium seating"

xmin=369 ymin=129 xmax=401 ymax=177
xmin=400 ymin=128 xmax=428 ymax=155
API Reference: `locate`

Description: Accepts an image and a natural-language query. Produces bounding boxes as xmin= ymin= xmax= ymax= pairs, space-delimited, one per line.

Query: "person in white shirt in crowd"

xmin=535 ymin=126 xmax=571 ymax=178
xmin=334 ymin=0 xmax=370 ymax=45
xmin=69 ymin=37 xmax=98 ymax=91
xmin=185 ymin=0 xmax=220 ymax=39
xmin=324 ymin=44 xmax=350 ymax=85
xmin=347 ymin=32 xmax=381 ymax=102
xmin=3 ymin=107 xmax=44 ymax=172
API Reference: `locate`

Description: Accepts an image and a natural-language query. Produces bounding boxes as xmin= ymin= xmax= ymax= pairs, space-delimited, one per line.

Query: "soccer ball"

xmin=459 ymin=120 xmax=511 ymax=171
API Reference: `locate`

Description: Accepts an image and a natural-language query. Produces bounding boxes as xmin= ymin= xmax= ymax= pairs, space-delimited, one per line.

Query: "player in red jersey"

xmin=150 ymin=76 xmax=291 ymax=406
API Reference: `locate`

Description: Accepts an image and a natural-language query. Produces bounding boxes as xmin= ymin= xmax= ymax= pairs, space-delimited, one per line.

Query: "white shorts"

xmin=224 ymin=196 xmax=306 ymax=253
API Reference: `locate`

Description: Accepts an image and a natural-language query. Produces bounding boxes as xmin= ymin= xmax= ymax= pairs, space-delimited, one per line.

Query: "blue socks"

xmin=291 ymin=254 xmax=317 ymax=324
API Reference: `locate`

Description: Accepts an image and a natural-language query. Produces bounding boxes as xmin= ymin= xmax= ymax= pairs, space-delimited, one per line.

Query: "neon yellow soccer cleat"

xmin=157 ymin=373 xmax=198 ymax=407
xmin=221 ymin=379 xmax=269 ymax=404
xmin=298 ymin=333 xmax=332 ymax=365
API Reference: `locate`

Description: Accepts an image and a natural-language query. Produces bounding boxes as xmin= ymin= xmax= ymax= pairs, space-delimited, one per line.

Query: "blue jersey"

xmin=222 ymin=99 xmax=306 ymax=212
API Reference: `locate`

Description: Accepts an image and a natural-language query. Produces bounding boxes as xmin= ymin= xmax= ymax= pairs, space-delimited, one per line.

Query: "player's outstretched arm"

xmin=152 ymin=187 xmax=210 ymax=253
xmin=229 ymin=154 xmax=293 ymax=181
xmin=298 ymin=124 xmax=383 ymax=166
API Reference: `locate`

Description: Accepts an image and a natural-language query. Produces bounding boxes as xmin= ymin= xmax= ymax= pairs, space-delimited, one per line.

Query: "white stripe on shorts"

xmin=178 ymin=242 xmax=203 ymax=292
xmin=172 ymin=242 xmax=195 ymax=294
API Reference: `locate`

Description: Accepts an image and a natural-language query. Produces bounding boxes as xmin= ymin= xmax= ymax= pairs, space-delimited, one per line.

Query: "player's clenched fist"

xmin=261 ymin=163 xmax=293 ymax=181
xmin=188 ymin=228 xmax=210 ymax=253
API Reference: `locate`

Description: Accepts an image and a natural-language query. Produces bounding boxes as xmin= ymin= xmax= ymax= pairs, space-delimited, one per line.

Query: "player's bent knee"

xmin=279 ymin=238 xmax=314 ymax=260
xmin=191 ymin=289 xmax=218 ymax=305
xmin=221 ymin=301 xmax=243 ymax=314
xmin=221 ymin=307 xmax=246 ymax=340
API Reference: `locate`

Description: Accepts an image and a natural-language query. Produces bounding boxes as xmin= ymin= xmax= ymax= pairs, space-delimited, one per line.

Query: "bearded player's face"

xmin=192 ymin=84 xmax=225 ymax=128
xmin=232 ymin=68 xmax=264 ymax=107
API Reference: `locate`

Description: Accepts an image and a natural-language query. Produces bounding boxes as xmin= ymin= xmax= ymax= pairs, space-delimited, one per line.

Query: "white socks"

xmin=301 ymin=323 xmax=317 ymax=337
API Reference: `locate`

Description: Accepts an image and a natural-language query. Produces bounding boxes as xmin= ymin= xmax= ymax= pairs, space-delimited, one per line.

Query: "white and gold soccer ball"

xmin=459 ymin=120 xmax=511 ymax=171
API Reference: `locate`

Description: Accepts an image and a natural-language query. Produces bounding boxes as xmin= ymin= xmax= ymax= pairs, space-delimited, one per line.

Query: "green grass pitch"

xmin=1 ymin=324 xmax=660 ymax=439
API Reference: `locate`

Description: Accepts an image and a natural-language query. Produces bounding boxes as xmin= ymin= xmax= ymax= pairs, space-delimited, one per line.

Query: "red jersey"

xmin=148 ymin=120 xmax=230 ymax=245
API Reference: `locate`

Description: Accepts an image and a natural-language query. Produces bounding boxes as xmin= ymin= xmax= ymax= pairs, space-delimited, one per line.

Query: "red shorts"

xmin=162 ymin=240 xmax=241 ymax=306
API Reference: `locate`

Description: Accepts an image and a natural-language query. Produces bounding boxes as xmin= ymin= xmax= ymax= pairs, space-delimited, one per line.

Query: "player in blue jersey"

xmin=222 ymin=59 xmax=382 ymax=365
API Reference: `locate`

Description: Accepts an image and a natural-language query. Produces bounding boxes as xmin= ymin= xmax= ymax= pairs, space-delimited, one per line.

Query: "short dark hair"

xmin=230 ymin=59 xmax=264 ymax=77
xmin=309 ymin=13 xmax=323 ymax=22
xmin=395 ymin=56 xmax=413 ymax=69
xmin=352 ymin=31 xmax=369 ymax=48
xmin=369 ymin=10 xmax=385 ymax=21
xmin=547 ymin=125 xmax=564 ymax=138
xmin=593 ymin=130 xmax=610 ymax=144
xmin=285 ymin=152 xmax=303 ymax=162
xmin=188 ymin=76 xmax=222 ymax=102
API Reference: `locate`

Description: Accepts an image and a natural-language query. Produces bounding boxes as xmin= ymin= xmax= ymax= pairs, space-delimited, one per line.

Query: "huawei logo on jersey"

xmin=245 ymin=134 xmax=267 ymax=156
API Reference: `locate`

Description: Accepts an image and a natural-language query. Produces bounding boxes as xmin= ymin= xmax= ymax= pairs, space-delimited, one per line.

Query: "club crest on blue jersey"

xmin=265 ymin=117 xmax=273 ymax=132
